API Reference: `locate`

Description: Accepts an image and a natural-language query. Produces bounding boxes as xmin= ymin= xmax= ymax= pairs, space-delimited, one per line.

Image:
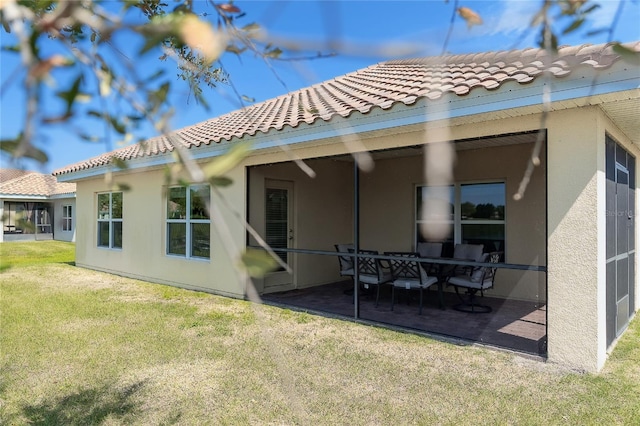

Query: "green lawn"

xmin=1 ymin=242 xmax=639 ymax=424
xmin=0 ymin=240 xmax=75 ymax=270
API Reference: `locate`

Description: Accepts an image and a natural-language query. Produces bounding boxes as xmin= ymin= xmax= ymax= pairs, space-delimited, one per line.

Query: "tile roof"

xmin=53 ymin=41 xmax=640 ymax=177
xmin=0 ymin=169 xmax=76 ymax=197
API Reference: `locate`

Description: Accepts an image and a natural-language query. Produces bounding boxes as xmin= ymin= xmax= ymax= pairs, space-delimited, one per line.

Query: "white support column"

xmin=547 ymin=107 xmax=605 ymax=372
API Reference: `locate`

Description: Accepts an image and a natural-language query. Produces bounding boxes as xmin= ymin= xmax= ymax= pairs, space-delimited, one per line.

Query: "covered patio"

xmin=248 ymin=130 xmax=547 ymax=356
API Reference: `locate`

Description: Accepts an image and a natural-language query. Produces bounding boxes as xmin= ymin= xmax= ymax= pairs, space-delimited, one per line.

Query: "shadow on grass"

xmin=21 ymin=380 xmax=156 ymax=425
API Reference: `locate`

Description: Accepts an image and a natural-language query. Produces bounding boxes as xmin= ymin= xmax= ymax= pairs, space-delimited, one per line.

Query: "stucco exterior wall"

xmin=547 ymin=107 xmax=601 ymax=371
xmin=248 ymin=158 xmax=354 ymax=292
xmin=547 ymin=105 xmax=639 ymax=372
xmin=75 ymin=166 xmax=246 ymax=298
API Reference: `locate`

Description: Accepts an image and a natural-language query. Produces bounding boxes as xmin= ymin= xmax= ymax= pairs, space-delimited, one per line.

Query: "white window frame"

xmin=166 ymin=184 xmax=211 ymax=260
xmin=415 ymin=181 xmax=506 ymax=250
xmin=62 ymin=204 xmax=73 ymax=232
xmin=97 ymin=192 xmax=123 ymax=249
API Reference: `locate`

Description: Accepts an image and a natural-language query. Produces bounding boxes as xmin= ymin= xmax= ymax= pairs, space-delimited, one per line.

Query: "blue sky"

xmin=1 ymin=0 xmax=639 ymax=173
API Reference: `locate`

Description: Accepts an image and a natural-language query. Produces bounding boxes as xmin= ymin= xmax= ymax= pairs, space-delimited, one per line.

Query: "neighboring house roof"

xmin=53 ymin=41 xmax=640 ymax=177
xmin=0 ymin=168 xmax=32 ymax=183
xmin=0 ymin=169 xmax=76 ymax=197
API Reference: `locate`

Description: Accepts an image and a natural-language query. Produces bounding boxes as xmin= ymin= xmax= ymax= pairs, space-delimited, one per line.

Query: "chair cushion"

xmin=393 ymin=275 xmax=437 ymax=289
xmin=470 ymin=253 xmax=490 ymax=282
xmin=417 ymin=242 xmax=443 ymax=258
xmin=359 ymin=271 xmax=392 ymax=285
xmin=448 ymin=275 xmax=493 ymax=290
xmin=453 ymin=244 xmax=484 ymax=261
xmin=341 ymin=268 xmax=355 ymax=276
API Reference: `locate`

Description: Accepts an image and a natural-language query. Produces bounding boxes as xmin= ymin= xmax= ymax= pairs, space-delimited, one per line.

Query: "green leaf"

xmin=109 ymin=117 xmax=127 ymax=135
xmin=225 ymin=44 xmax=246 ymax=55
xmin=562 ymin=18 xmax=585 ymax=35
xmin=265 ymin=47 xmax=282 ymax=58
xmin=146 ymin=69 xmax=166 ymax=82
xmin=115 ymin=183 xmax=131 ymax=191
xmin=55 ymin=74 xmax=83 ymax=115
xmin=0 ymin=137 xmax=49 ymax=164
xmin=1 ymin=45 xmax=20 ymax=53
xmin=150 ymin=82 xmax=171 ymax=106
xmin=202 ymin=142 xmax=252 ymax=178
xmin=77 ymin=132 xmax=100 ymax=142
xmin=194 ymin=89 xmax=210 ymax=110
xmin=242 ymin=22 xmax=261 ymax=32
xmin=582 ymin=4 xmax=601 ymax=14
xmin=208 ymin=176 xmax=233 ymax=187
xmin=240 ymin=248 xmax=279 ymax=278
xmin=111 ymin=157 xmax=129 ymax=170
xmin=612 ymin=43 xmax=640 ymax=65
xmin=241 ymin=95 xmax=255 ymax=103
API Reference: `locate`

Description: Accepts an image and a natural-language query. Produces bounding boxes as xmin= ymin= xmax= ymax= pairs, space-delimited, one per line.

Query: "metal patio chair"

xmin=353 ymin=249 xmax=393 ymax=307
xmin=385 ymin=252 xmax=438 ymax=314
xmin=447 ymin=251 xmax=502 ymax=313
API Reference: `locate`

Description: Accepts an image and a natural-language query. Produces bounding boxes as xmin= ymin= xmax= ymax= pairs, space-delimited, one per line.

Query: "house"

xmin=53 ymin=41 xmax=639 ymax=373
xmin=1 ymin=169 xmax=76 ymax=242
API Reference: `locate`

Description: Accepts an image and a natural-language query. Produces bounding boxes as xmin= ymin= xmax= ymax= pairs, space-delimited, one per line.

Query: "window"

xmin=62 ymin=205 xmax=73 ymax=231
xmin=97 ymin=192 xmax=123 ymax=249
xmin=417 ymin=182 xmax=505 ymax=255
xmin=166 ymin=184 xmax=210 ymax=259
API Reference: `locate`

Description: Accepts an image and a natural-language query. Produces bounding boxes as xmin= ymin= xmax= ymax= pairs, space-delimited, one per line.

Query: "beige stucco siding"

xmin=545 ymin=105 xmax=640 ymax=371
xmin=547 ymin=107 xmax=601 ymax=371
xmin=248 ymin=158 xmax=354 ymax=292
xmin=75 ymin=167 xmax=246 ymax=297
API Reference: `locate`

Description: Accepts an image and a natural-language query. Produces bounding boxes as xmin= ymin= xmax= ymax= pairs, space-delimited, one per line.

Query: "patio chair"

xmin=335 ymin=243 xmax=355 ymax=279
xmin=385 ymin=252 xmax=438 ymax=314
xmin=336 ymin=243 xmax=356 ymax=296
xmin=447 ymin=243 xmax=485 ymax=276
xmin=353 ymin=249 xmax=393 ymax=307
xmin=416 ymin=242 xmax=443 ymax=275
xmin=447 ymin=251 xmax=502 ymax=313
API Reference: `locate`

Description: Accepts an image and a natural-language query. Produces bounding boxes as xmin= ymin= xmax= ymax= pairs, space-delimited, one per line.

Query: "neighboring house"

xmin=0 ymin=169 xmax=76 ymax=243
xmin=53 ymin=41 xmax=639 ymax=373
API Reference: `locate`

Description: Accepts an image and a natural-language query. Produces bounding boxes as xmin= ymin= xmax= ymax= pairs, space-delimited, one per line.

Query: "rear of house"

xmin=54 ymin=42 xmax=640 ymax=372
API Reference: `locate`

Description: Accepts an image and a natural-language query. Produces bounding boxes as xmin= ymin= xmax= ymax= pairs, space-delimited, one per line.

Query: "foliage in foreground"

xmin=1 ymin=242 xmax=639 ymax=424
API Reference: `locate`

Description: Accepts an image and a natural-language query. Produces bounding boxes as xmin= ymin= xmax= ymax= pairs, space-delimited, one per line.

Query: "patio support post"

xmin=354 ymin=160 xmax=360 ymax=319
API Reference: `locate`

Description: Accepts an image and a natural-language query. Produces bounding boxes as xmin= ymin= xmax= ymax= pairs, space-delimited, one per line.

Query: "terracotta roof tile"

xmin=53 ymin=41 xmax=639 ymax=176
xmin=1 ymin=169 xmax=76 ymax=196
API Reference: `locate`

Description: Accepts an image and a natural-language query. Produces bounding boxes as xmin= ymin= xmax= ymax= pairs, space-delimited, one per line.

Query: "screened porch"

xmin=247 ymin=131 xmax=548 ymax=356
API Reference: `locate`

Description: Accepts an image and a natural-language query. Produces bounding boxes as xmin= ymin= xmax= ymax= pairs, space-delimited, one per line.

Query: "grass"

xmin=0 ymin=240 xmax=75 ymax=270
xmin=1 ymin=241 xmax=639 ymax=424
